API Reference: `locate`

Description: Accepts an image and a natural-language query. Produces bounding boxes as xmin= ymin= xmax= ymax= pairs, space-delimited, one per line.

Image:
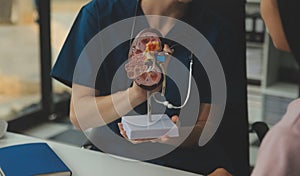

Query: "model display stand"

xmin=122 ymin=114 xmax=179 ymax=140
xmin=122 ymin=92 xmax=179 ymax=140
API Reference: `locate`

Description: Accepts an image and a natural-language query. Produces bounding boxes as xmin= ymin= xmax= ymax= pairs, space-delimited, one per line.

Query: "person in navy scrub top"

xmin=51 ymin=0 xmax=242 ymax=175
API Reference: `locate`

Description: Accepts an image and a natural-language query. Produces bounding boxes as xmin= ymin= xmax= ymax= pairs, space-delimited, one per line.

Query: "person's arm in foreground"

xmin=70 ymin=82 xmax=149 ymax=130
xmin=251 ymin=99 xmax=300 ymax=176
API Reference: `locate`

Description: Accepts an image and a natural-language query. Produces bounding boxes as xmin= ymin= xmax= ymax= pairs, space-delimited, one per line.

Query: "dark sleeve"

xmin=215 ymin=22 xmax=245 ymax=104
xmin=50 ymin=1 xmax=100 ymax=87
xmin=193 ymin=56 xmax=211 ymax=104
xmin=277 ymin=0 xmax=300 ymax=64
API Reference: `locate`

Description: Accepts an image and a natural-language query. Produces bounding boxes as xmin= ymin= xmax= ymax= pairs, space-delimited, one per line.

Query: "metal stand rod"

xmin=147 ymin=91 xmax=152 ymax=123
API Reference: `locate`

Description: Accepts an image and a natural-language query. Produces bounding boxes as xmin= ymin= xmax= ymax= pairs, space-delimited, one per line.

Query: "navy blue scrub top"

xmin=51 ymin=0 xmax=241 ymax=174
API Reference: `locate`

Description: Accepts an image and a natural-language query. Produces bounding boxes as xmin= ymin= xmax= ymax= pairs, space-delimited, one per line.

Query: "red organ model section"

xmin=125 ymin=28 xmax=169 ymax=91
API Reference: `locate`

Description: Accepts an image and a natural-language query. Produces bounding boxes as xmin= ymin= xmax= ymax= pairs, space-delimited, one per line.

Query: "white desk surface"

xmin=0 ymin=132 xmax=202 ymax=176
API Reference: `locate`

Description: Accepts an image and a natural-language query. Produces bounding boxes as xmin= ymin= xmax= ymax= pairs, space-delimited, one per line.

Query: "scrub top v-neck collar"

xmin=134 ymin=0 xmax=193 ymax=39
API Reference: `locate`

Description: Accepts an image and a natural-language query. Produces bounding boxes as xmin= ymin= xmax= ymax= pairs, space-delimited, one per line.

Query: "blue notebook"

xmin=0 ymin=143 xmax=71 ymax=176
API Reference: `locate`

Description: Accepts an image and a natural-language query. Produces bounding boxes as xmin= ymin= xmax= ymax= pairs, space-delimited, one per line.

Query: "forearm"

xmin=70 ymin=84 xmax=148 ymax=130
xmin=183 ymin=104 xmax=210 ymax=147
xmin=161 ymin=104 xmax=211 ymax=147
xmin=96 ymin=87 xmax=146 ymax=124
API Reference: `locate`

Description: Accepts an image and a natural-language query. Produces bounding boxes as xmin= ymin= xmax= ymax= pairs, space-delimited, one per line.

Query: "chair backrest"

xmin=203 ymin=0 xmax=250 ymax=175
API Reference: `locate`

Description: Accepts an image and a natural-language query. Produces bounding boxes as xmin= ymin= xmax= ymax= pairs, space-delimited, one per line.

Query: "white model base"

xmin=121 ymin=114 xmax=179 ymax=140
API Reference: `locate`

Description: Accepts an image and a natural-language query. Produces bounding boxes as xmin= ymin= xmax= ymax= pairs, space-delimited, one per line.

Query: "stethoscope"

xmin=130 ymin=0 xmax=194 ymax=109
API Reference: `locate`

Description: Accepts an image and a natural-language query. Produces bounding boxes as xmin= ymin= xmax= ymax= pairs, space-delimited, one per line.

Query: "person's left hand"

xmin=118 ymin=115 xmax=179 ymax=144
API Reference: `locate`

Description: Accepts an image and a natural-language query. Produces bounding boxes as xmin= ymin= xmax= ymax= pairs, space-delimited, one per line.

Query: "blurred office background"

xmin=0 ymin=0 xmax=88 ymax=146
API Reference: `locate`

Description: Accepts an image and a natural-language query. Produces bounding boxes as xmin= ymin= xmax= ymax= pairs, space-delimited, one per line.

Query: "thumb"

xmin=162 ymin=44 xmax=173 ymax=67
xmin=163 ymin=44 xmax=174 ymax=54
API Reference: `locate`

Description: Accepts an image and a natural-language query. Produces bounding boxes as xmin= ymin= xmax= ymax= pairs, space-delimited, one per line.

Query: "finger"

xmin=171 ymin=115 xmax=179 ymax=124
xmin=150 ymin=139 xmax=158 ymax=143
xmin=150 ymin=135 xmax=170 ymax=143
xmin=134 ymin=138 xmax=156 ymax=142
xmin=118 ymin=123 xmax=151 ymax=144
xmin=160 ymin=135 xmax=170 ymax=142
xmin=118 ymin=123 xmax=128 ymax=139
xmin=120 ymin=130 xmax=129 ymax=139
xmin=131 ymin=138 xmax=155 ymax=144
xmin=163 ymin=44 xmax=174 ymax=54
xmin=132 ymin=139 xmax=147 ymax=143
xmin=150 ymin=138 xmax=160 ymax=143
xmin=131 ymin=140 xmax=142 ymax=144
xmin=118 ymin=123 xmax=130 ymax=140
xmin=171 ymin=115 xmax=181 ymax=129
xmin=118 ymin=123 xmax=124 ymax=131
